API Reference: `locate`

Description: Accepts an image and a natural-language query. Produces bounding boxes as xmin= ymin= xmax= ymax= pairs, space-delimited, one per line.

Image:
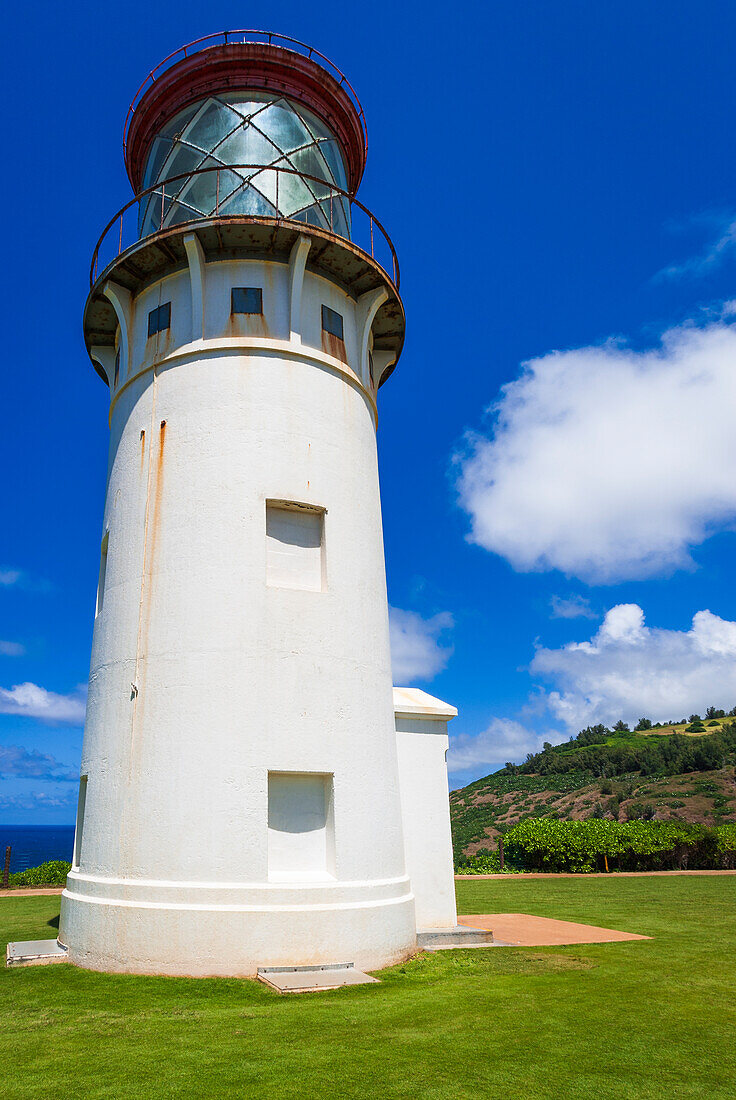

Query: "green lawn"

xmin=2 ymin=876 xmax=734 ymax=1098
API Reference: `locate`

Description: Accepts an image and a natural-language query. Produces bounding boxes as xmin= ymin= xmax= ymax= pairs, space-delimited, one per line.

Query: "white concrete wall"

xmin=60 ymin=239 xmax=416 ymax=976
xmin=395 ymin=704 xmax=457 ymax=930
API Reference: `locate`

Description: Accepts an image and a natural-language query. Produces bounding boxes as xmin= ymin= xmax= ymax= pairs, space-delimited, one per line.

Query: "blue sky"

xmin=4 ymin=0 xmax=736 ymax=822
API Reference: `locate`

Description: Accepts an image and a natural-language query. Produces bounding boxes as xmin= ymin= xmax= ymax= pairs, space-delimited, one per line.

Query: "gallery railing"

xmin=123 ymin=30 xmax=368 ymax=161
xmin=90 ymin=164 xmax=400 ymax=290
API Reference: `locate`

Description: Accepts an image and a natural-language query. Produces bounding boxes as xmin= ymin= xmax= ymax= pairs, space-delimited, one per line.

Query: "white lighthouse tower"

xmin=59 ymin=32 xmax=458 ymax=977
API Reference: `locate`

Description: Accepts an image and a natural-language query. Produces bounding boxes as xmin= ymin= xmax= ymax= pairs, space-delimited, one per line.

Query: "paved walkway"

xmin=458 ymin=913 xmax=650 ymax=946
xmin=455 ymin=869 xmax=736 ymax=880
xmin=0 ymin=887 xmax=64 ymax=898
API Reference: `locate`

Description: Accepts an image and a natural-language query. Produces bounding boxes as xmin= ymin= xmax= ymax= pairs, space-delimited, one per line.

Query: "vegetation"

xmin=505 ymin=721 xmax=736 ymax=779
xmin=1 ymin=879 xmax=734 ymax=1097
xmin=451 ymin=712 xmax=736 ymax=863
xmin=459 ymin=820 xmax=736 ymax=874
xmin=7 ymin=861 xmax=71 ymax=888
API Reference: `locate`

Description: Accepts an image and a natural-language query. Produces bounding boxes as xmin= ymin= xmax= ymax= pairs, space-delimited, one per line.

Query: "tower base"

xmin=59 ymin=873 xmax=416 ymax=977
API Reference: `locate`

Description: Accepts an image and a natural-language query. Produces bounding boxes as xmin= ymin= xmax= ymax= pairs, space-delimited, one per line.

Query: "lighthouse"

xmin=59 ymin=31 xmax=458 ymax=977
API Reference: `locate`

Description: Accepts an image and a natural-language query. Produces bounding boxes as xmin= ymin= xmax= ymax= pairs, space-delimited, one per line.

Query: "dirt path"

xmin=455 ymin=869 xmax=736 ymax=880
xmin=458 ymin=912 xmax=650 ymax=945
xmin=0 ymin=887 xmax=64 ymax=898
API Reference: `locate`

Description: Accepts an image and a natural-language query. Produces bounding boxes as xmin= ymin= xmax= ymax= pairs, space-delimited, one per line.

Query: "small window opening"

xmin=148 ymin=301 xmax=171 ymax=337
xmin=321 ymin=305 xmax=344 ymax=341
xmin=113 ymin=346 xmax=120 ymax=388
xmin=231 ymin=287 xmax=263 ymax=315
xmin=73 ymin=776 xmax=88 ymax=871
xmin=95 ymin=532 xmax=109 ymax=618
xmin=268 ymin=772 xmax=335 ymax=881
xmin=266 ymin=502 xmax=325 ymax=591
xmin=369 ymin=350 xmax=375 ymax=387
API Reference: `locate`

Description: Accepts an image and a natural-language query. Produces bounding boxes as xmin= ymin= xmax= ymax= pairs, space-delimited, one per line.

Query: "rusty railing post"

xmin=216 ymin=169 xmax=220 ymax=215
xmin=498 ymin=837 xmax=504 ymax=873
xmin=275 ymin=170 xmax=279 ymax=219
xmin=160 ymin=186 xmax=164 ymax=230
xmin=370 ymin=215 xmax=374 ymax=258
xmin=118 ymin=213 xmax=123 ymax=255
xmin=2 ymin=846 xmax=10 ymax=889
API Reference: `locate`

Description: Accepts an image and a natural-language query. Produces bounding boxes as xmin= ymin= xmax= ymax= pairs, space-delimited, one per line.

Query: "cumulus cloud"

xmin=532 ymin=603 xmax=736 ymax=731
xmin=0 ymin=682 xmax=86 ymax=724
xmin=0 ymin=745 xmax=76 ymax=782
xmin=389 ymin=607 xmax=453 ymax=683
xmin=549 ymin=594 xmax=596 ymax=620
xmin=456 ymin=318 xmax=736 ymax=582
xmin=447 ymin=718 xmax=548 ymax=773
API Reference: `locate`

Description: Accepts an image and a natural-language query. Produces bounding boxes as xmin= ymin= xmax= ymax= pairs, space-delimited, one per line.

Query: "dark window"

xmin=73 ymin=775 xmax=88 ymax=870
xmin=232 ymin=287 xmax=263 ymax=315
xmin=148 ymin=301 xmax=171 ymax=338
xmin=321 ymin=305 xmax=344 ymax=341
xmin=113 ymin=346 xmax=120 ymax=388
xmin=368 ymin=350 xmax=375 ymax=386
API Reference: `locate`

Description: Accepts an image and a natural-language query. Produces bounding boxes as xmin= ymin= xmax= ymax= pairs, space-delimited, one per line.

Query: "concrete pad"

xmin=458 ymin=914 xmax=649 ymax=946
xmin=417 ymin=925 xmax=495 ymax=949
xmin=257 ymin=963 xmax=379 ymax=993
xmin=6 ymin=939 xmax=68 ymax=967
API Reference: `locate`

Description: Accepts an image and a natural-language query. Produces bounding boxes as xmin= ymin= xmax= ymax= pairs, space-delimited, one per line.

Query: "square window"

xmin=148 ymin=301 xmax=171 ymax=338
xmin=321 ymin=305 xmax=343 ymax=341
xmin=73 ymin=775 xmax=88 ymax=871
xmin=266 ymin=502 xmax=324 ymax=591
xmin=268 ymin=772 xmax=335 ymax=881
xmin=231 ymin=287 xmax=263 ymax=314
xmin=96 ymin=532 xmax=109 ymax=618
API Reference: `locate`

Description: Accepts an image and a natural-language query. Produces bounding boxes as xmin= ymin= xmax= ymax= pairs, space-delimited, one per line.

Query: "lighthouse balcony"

xmin=90 ymin=164 xmax=399 ymax=291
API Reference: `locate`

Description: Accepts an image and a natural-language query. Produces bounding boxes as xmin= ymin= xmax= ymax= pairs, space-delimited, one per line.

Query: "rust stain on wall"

xmin=150 ymin=419 xmax=166 ymax=552
xmin=140 ymin=429 xmax=146 ymax=474
xmin=139 ymin=418 xmax=166 ymax=662
xmin=322 ymin=331 xmax=347 ymax=363
xmin=229 ymin=312 xmax=269 ymax=339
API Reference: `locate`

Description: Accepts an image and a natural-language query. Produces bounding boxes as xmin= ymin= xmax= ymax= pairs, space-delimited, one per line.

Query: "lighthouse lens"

xmin=137 ymin=93 xmax=351 ymax=241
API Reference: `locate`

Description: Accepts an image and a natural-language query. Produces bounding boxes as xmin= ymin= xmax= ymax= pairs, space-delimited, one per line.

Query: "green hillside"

xmin=450 ymin=715 xmax=736 ymax=862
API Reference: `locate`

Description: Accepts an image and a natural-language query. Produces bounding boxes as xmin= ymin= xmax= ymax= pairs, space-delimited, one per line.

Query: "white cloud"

xmin=0 ymin=682 xmax=86 ymax=724
xmin=0 ymin=745 xmax=76 ymax=781
xmin=532 ymin=603 xmax=736 ymax=731
xmin=389 ymin=607 xmax=453 ymax=684
xmin=658 ymin=216 xmax=736 ymax=279
xmin=455 ymin=318 xmax=736 ymax=583
xmin=0 ymin=570 xmax=21 ymax=587
xmin=447 ymin=718 xmax=548 ymax=773
xmin=0 ymin=790 xmax=75 ymax=811
xmin=0 ymin=641 xmax=24 ymax=656
xmin=549 ymin=594 xmax=596 ymax=620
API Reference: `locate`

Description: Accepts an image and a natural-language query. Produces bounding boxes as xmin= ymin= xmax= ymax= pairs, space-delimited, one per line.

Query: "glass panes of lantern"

xmin=138 ymin=93 xmax=352 ymax=241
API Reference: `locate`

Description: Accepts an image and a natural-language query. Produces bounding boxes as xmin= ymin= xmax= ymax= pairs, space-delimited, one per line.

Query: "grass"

xmin=2 ymin=876 xmax=735 ymax=1098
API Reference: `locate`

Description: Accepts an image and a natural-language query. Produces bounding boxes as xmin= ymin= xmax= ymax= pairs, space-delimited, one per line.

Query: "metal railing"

xmin=123 ymin=30 xmax=368 ymax=162
xmin=90 ymin=164 xmax=399 ymax=289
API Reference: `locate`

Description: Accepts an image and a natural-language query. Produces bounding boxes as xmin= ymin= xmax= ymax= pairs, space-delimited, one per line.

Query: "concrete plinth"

xmin=6 ymin=940 xmax=68 ymax=968
xmin=257 ymin=963 xmax=379 ymax=993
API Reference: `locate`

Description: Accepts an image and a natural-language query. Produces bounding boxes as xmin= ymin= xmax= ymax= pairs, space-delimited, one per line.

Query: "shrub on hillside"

xmin=8 ymin=861 xmax=71 ymax=887
xmin=498 ymin=819 xmax=733 ymax=874
xmin=516 ymin=722 xmax=736 ymax=779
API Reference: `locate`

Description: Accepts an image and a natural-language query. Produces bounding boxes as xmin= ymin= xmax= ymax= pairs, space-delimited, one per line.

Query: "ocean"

xmin=0 ymin=825 xmax=75 ymax=873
